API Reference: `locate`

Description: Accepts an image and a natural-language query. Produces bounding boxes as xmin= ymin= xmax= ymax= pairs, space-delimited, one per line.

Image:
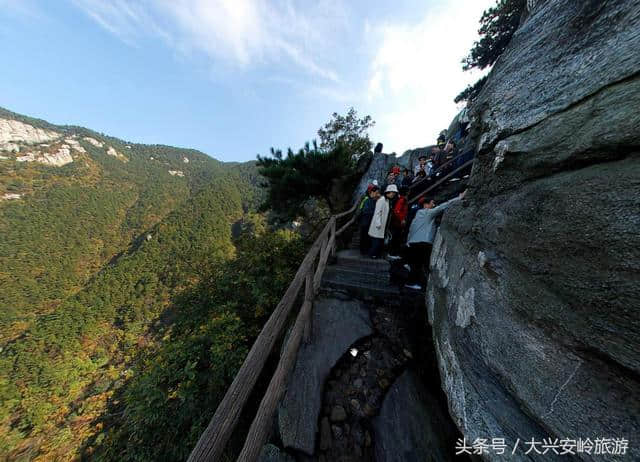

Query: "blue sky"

xmin=0 ymin=0 xmax=492 ymax=162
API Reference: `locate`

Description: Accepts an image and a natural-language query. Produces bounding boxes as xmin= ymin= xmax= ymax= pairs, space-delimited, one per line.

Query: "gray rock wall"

xmin=429 ymin=1 xmax=640 ymax=461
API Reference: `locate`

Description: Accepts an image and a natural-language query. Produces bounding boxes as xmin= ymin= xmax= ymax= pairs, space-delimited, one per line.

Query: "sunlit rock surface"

xmin=0 ymin=118 xmax=60 ymax=150
xmin=83 ymin=136 xmax=104 ymax=148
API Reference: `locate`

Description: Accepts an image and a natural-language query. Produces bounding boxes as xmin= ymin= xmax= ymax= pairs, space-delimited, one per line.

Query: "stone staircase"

xmin=322 ymin=249 xmax=400 ymax=298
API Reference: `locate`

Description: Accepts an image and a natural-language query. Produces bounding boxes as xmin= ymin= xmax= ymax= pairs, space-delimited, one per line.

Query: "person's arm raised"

xmin=431 ymin=190 xmax=466 ymax=214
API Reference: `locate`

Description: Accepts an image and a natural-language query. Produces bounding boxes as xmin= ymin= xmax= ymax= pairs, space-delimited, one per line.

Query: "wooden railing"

xmin=188 ymin=204 xmax=358 ymax=462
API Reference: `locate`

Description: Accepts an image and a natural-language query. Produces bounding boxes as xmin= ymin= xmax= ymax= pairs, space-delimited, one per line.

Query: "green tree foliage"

xmin=455 ymin=0 xmax=525 ymax=103
xmin=90 ymin=312 xmax=248 ymax=462
xmin=462 ymin=0 xmax=526 ymax=71
xmin=317 ymin=107 xmax=374 ymax=159
xmin=84 ymin=214 xmax=304 ymax=461
xmin=0 ymin=109 xmax=269 ymax=460
xmin=0 ymin=122 xmax=243 ymax=344
xmin=256 ymin=142 xmax=356 ymax=217
xmin=257 ymin=109 xmax=374 ymax=218
xmin=0 ymin=108 xmax=307 ymax=461
xmin=0 ymin=174 xmax=251 ymax=459
xmin=454 ymin=75 xmax=489 ymax=104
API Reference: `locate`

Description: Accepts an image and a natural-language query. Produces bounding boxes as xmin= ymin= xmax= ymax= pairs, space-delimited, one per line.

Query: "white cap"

xmin=385 ymin=184 xmax=398 ymax=193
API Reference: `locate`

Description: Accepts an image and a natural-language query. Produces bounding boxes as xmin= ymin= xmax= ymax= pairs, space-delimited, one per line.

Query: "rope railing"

xmin=188 ymin=210 xmax=355 ymax=462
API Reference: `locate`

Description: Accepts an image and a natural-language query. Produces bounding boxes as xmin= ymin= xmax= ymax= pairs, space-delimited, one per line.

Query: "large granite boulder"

xmin=371 ymin=369 xmax=458 ymax=462
xmin=429 ymin=1 xmax=640 ymax=461
xmin=278 ymin=295 xmax=373 ymax=455
xmin=352 ymin=151 xmax=394 ymax=202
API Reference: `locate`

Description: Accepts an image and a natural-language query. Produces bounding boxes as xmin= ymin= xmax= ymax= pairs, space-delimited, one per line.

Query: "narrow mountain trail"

xmin=265 ymin=246 xmax=463 ymax=462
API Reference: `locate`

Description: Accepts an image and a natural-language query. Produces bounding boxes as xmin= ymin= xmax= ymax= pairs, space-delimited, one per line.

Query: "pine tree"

xmin=455 ymin=0 xmax=526 ymax=104
xmin=463 ymin=0 xmax=526 ymax=71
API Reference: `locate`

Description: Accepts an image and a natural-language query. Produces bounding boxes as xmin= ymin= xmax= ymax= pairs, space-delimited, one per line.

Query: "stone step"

xmin=349 ymin=236 xmax=361 ymax=250
xmin=322 ymin=266 xmax=400 ymax=298
xmin=335 ymin=249 xmax=391 ymax=271
xmin=327 ymin=264 xmax=390 ymax=281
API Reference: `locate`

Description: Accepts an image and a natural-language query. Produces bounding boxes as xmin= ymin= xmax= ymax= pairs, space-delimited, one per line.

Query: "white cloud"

xmin=72 ymin=0 xmax=343 ymax=81
xmin=365 ymin=0 xmax=494 ymax=154
xmin=69 ymin=0 xmax=500 ymax=149
xmin=70 ymin=0 xmax=168 ymax=45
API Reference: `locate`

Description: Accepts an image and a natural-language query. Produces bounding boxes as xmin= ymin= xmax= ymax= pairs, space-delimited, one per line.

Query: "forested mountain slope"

xmin=0 ymin=108 xmax=288 ymax=460
xmin=0 ymin=106 xmax=260 ymax=342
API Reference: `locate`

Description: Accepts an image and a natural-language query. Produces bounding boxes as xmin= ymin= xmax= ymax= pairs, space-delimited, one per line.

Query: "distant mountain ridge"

xmin=0 ymin=107 xmax=267 ymax=460
xmin=0 ymin=106 xmax=260 ymax=342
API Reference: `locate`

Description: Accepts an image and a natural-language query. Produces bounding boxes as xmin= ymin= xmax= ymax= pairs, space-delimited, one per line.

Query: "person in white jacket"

xmin=368 ymin=184 xmax=397 ymax=258
xmin=404 ymin=190 xmax=466 ymax=289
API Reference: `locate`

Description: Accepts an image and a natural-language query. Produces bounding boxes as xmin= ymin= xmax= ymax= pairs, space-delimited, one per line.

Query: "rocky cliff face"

xmin=0 ymin=118 xmax=61 ymax=150
xmin=0 ymin=118 xmax=132 ymax=167
xmin=428 ymin=1 xmax=640 ymax=460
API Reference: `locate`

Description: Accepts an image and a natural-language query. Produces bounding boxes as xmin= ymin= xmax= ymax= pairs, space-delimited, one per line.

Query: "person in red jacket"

xmin=388 ymin=186 xmax=409 ymax=259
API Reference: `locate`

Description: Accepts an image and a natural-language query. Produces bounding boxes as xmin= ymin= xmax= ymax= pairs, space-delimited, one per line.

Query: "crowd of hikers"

xmin=357 ymin=129 xmax=472 ymax=291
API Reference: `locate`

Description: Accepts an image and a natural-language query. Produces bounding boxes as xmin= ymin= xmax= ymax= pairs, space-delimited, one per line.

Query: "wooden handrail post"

xmin=330 ymin=217 xmax=336 ymax=258
xmin=334 ymin=203 xmax=359 ymax=219
xmin=303 ymin=271 xmax=313 ymax=343
xmin=237 ymin=285 xmax=315 ymax=462
xmin=336 ymin=215 xmax=356 ymax=237
xmin=313 ymin=232 xmax=335 ymax=294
